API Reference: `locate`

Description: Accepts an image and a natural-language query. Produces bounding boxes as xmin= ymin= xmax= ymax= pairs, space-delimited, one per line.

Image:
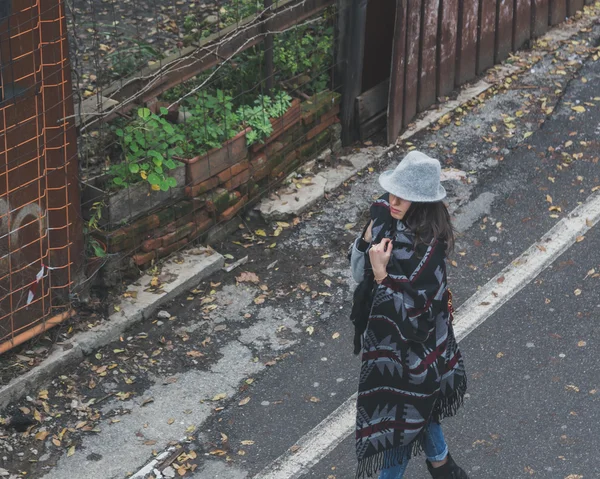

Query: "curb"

xmin=0 ymin=247 xmax=224 ymax=410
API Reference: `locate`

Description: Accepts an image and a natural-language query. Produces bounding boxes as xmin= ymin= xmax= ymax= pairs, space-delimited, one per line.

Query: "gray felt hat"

xmin=378 ymin=151 xmax=446 ymax=202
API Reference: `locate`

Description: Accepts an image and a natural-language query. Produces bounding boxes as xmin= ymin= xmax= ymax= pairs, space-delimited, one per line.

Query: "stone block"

xmin=224 ymin=169 xmax=250 ymax=191
xmin=219 ymin=195 xmax=248 ymax=222
xmin=162 ymin=221 xmax=195 ymax=246
xmin=172 ymin=200 xmax=194 ymax=220
xmin=142 ymin=238 xmax=163 ymax=252
xmin=157 ymin=238 xmax=188 ymax=259
xmin=230 ymin=159 xmax=249 ymax=177
xmin=133 ymin=251 xmax=156 ymax=267
xmin=307 ymin=115 xmax=339 ymax=141
xmin=205 ymin=188 xmax=230 ymax=214
xmin=185 ymin=176 xmax=220 ymax=198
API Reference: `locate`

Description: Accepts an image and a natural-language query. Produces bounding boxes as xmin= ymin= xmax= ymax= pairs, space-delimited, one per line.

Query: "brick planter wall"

xmin=92 ymin=91 xmax=341 ymax=274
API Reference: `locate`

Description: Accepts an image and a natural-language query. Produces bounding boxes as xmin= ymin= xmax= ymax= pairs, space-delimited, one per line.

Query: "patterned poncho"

xmin=355 ymin=195 xmax=467 ymax=478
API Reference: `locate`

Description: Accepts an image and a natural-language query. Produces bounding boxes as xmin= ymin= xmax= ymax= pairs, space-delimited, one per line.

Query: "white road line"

xmin=253 ymin=191 xmax=600 ymax=479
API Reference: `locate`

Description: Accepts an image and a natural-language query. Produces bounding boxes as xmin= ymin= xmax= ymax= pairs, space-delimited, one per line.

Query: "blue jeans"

xmin=378 ymin=422 xmax=449 ymax=479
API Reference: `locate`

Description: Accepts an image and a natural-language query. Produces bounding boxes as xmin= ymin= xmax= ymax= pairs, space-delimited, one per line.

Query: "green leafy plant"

xmin=85 ymin=201 xmax=107 ymax=258
xmin=238 ymin=91 xmax=292 ymax=145
xmin=89 ymin=238 xmax=107 ymax=258
xmin=110 ymin=107 xmax=184 ymax=192
xmin=180 ymin=90 xmax=242 ymax=157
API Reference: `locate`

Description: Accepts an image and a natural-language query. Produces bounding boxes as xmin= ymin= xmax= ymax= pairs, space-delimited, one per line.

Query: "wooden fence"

xmin=340 ymin=0 xmax=593 ymax=145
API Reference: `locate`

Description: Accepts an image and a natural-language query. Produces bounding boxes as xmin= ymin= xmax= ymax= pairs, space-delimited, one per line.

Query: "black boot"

xmin=426 ymin=453 xmax=469 ymax=479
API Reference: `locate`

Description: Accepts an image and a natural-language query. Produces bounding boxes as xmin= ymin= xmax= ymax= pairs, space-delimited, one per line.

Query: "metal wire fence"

xmin=71 ymin=0 xmax=342 ymax=286
xmin=0 ymin=0 xmax=81 ymax=354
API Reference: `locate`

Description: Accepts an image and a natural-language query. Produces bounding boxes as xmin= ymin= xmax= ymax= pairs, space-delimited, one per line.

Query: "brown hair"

xmin=403 ymin=201 xmax=455 ymax=255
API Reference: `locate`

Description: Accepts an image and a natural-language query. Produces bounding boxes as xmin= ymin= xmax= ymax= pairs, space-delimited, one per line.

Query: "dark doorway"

xmin=361 ymin=0 xmax=396 ymax=93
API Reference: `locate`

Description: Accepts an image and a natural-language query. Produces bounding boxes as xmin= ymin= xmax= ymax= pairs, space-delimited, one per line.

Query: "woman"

xmin=350 ymin=151 xmax=468 ymax=479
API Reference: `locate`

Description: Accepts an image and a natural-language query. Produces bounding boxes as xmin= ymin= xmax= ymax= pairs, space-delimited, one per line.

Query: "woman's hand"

xmin=369 ymin=238 xmax=392 ymax=282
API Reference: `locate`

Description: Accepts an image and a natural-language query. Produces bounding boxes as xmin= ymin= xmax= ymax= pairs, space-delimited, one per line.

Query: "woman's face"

xmin=389 ymin=194 xmax=412 ymax=220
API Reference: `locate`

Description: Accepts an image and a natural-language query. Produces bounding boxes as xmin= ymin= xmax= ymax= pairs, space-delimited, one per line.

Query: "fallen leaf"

xmin=212 ymin=393 xmax=227 ymax=401
xmin=168 ymin=418 xmax=175 ymax=425
xmin=574 ymin=289 xmax=582 ymax=296
xmin=497 ymin=276 xmax=505 ymax=284
xmin=332 ymin=332 xmax=340 ymax=339
xmin=35 ymin=430 xmax=49 ymax=441
xmin=577 ymin=341 xmax=586 ymax=347
xmin=255 ymin=229 xmax=267 ymax=237
xmin=239 ymin=397 xmax=251 ymax=406
xmin=546 ymin=194 xmax=553 ymax=204
xmin=186 ymin=350 xmax=204 ymax=358
xmin=565 ymin=385 xmax=580 ymax=392
xmin=324 ymin=279 xmax=332 ymax=287
xmin=306 ymin=326 xmax=315 ymax=335
xmin=309 ymin=396 xmax=320 ymax=403
xmin=496 ymin=352 xmax=504 ymax=358
xmin=254 ymin=295 xmax=266 ymax=305
xmin=209 ymin=449 xmax=227 ymax=456
xmin=576 ymin=236 xmax=585 ymax=242
xmin=67 ymin=446 xmax=75 ymax=457
xmin=571 ymin=105 xmax=586 ymax=113
xmin=241 ymin=440 xmax=255 ymax=446
xmin=236 ymin=271 xmax=260 ymax=284
xmin=344 ymin=223 xmax=356 ymax=230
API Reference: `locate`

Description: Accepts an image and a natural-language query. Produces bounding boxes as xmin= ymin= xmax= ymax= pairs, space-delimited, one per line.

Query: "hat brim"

xmin=379 ymin=170 xmax=446 ymax=203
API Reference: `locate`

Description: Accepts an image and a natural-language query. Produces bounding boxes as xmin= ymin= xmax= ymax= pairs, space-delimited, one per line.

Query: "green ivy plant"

xmin=111 ymin=107 xmax=184 ymax=192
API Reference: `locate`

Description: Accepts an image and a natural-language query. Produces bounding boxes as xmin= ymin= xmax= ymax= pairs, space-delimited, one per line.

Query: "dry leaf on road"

xmin=237 ymin=272 xmax=260 ymax=284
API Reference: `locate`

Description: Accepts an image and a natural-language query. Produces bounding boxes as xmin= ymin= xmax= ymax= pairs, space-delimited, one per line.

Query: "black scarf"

xmin=354 ymin=195 xmax=467 ymax=478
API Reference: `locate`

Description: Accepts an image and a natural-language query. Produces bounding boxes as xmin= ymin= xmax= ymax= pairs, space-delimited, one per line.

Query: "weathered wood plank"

xmin=437 ymin=0 xmax=459 ymax=98
xmin=456 ymin=0 xmax=479 ymax=85
xmin=549 ymin=0 xmax=567 ymax=25
xmin=387 ymin=0 xmax=407 ymax=144
xmin=360 ymin=111 xmax=387 ymax=141
xmin=419 ymin=0 xmax=440 ymax=112
xmin=568 ymin=0 xmax=585 ymax=15
xmin=495 ymin=0 xmax=514 ymax=62
xmin=404 ymin=0 xmax=422 ymax=125
xmin=513 ymin=0 xmax=531 ymax=51
xmin=478 ymin=0 xmax=497 ymax=74
xmin=532 ymin=0 xmax=549 ymax=37
xmin=357 ymin=79 xmax=390 ymax=124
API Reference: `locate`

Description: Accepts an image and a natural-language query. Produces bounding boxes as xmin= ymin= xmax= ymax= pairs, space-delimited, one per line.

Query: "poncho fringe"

xmin=356 ymin=377 xmax=468 ymax=478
